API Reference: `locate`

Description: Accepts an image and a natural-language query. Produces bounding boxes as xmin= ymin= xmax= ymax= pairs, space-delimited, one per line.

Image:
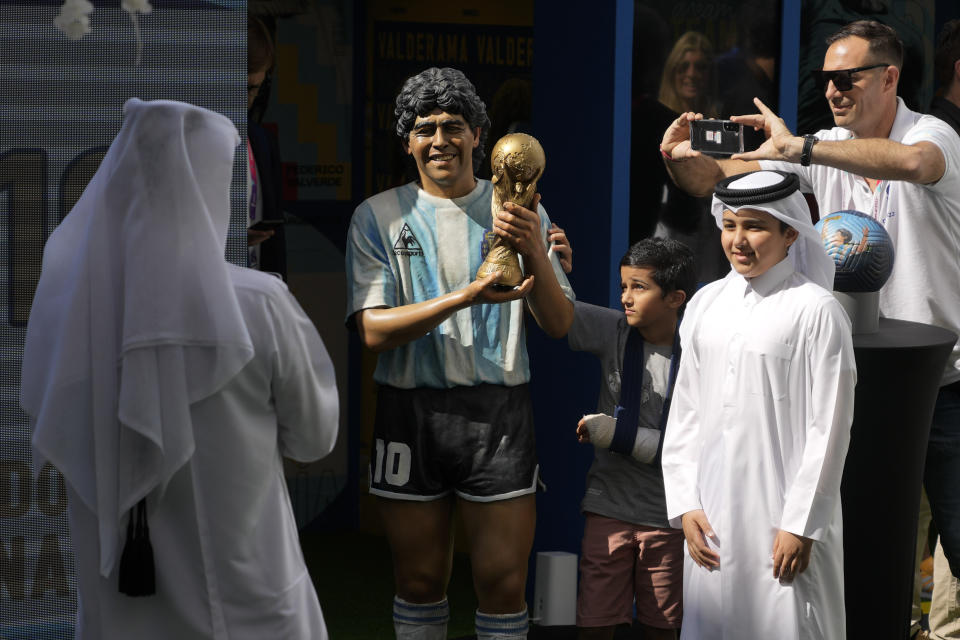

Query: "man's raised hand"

xmin=730 ymin=97 xmax=798 ymax=163
xmin=660 ymin=111 xmax=705 ymax=161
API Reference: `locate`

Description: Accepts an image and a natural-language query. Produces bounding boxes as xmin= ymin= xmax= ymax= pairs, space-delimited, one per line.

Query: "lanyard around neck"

xmin=610 ymin=324 xmax=681 ymax=456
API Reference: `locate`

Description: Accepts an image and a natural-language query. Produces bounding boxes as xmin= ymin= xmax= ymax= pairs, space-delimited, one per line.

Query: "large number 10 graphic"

xmin=0 ymin=147 xmax=106 ymax=326
xmin=372 ymin=438 xmax=411 ymax=486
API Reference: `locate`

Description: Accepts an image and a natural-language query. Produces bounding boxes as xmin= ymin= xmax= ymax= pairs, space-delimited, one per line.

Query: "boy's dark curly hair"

xmin=394 ymin=67 xmax=491 ymax=171
xmin=620 ymin=237 xmax=697 ymax=310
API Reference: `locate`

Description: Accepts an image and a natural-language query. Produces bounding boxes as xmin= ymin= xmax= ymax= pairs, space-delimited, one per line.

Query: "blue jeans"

xmin=924 ymin=381 xmax=960 ymax=578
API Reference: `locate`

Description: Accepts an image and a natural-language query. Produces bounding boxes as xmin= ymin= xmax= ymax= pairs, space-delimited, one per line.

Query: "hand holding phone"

xmin=689 ymin=119 xmax=744 ymax=157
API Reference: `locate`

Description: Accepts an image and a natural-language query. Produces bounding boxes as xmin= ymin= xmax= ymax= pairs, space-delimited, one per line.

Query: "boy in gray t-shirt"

xmin=561 ymin=237 xmax=695 ymax=640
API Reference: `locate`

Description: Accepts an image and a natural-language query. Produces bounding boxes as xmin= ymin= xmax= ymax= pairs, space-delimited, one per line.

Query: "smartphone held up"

xmin=689 ymin=119 xmax=744 ymax=157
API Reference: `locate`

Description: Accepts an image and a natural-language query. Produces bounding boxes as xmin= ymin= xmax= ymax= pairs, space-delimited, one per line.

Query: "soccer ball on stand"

xmin=814 ymin=209 xmax=895 ymax=333
xmin=814 ymin=209 xmax=895 ymax=292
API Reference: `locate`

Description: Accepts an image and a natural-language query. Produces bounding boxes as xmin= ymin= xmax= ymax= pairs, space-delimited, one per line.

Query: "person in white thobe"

xmin=662 ymin=170 xmax=856 ymax=639
xmin=20 ymin=99 xmax=339 ymax=640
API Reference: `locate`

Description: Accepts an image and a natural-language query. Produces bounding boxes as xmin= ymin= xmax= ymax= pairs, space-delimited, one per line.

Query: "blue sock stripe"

xmin=392 ymin=600 xmax=449 ymax=613
xmin=476 ymin=623 xmax=529 ymax=635
xmin=393 ymin=596 xmax=449 ymax=622
xmin=394 ymin=613 xmax=449 ymax=625
xmin=475 ymin=611 xmax=527 ymax=623
xmin=475 ymin=609 xmax=529 ymax=634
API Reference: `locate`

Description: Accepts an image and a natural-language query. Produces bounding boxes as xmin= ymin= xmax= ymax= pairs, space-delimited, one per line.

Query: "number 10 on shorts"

xmin=372 ymin=439 xmax=412 ymax=486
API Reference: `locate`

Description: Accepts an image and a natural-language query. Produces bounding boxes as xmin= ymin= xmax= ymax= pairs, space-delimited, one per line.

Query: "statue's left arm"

xmin=492 ymin=195 xmax=574 ymax=338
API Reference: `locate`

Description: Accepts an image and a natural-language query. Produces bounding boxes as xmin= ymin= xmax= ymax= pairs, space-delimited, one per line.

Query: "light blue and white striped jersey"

xmin=346 ymin=180 xmax=575 ymax=389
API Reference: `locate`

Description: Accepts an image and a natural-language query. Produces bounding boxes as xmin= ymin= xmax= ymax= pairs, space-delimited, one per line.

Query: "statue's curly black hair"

xmin=394 ymin=67 xmax=491 ymax=171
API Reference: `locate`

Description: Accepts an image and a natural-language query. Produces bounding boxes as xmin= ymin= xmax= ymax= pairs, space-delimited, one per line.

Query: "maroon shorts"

xmin=577 ymin=512 xmax=684 ymax=629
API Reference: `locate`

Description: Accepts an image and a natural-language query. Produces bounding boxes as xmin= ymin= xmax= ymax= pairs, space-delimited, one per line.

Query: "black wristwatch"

xmin=800 ymin=134 xmax=818 ymax=167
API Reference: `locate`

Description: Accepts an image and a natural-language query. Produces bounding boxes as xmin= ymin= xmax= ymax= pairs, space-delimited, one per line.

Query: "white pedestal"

xmin=833 ymin=291 xmax=880 ymax=334
xmin=531 ymin=551 xmax=578 ymax=626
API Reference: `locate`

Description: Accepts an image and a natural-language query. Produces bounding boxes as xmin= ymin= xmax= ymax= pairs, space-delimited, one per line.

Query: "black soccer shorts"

xmin=368 ymin=383 xmax=539 ymax=501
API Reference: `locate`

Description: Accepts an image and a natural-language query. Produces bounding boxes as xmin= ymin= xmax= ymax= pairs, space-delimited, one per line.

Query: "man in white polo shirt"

xmin=658 ymin=18 xmax=960 ymax=608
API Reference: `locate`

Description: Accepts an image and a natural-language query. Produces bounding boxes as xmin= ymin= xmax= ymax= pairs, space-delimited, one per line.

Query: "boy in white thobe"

xmin=662 ymin=170 xmax=856 ymax=639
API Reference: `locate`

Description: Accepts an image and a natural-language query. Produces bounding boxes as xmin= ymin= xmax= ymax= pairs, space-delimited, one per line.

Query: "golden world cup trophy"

xmin=476 ymin=133 xmax=546 ymax=287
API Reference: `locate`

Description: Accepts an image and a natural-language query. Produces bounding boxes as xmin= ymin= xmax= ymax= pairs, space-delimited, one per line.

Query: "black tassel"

xmin=118 ymin=498 xmax=156 ymax=596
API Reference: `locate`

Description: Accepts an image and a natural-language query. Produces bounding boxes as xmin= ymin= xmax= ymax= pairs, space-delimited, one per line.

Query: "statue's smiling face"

xmin=405 ymin=109 xmax=479 ymax=197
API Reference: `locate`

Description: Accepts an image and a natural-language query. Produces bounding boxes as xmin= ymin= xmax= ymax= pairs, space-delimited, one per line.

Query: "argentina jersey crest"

xmin=393 ymin=223 xmax=424 ymax=257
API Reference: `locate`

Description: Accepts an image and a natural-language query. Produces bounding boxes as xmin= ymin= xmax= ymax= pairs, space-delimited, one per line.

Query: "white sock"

xmin=475 ymin=607 xmax=528 ymax=639
xmin=581 ymin=413 xmax=660 ymax=463
xmin=393 ymin=596 xmax=448 ymax=640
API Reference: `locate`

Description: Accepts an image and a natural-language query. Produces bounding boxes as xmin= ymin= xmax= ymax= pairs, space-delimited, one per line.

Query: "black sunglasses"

xmin=815 ymin=63 xmax=889 ymax=92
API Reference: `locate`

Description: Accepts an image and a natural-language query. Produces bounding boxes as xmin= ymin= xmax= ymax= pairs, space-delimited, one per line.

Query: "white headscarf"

xmin=21 ymin=98 xmax=254 ymax=578
xmin=710 ymin=170 xmax=835 ymax=291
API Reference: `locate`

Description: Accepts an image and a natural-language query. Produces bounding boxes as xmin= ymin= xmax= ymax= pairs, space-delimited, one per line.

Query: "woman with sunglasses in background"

xmin=653 ymin=32 xmax=730 ymax=285
xmin=659 ymin=31 xmax=717 ymax=118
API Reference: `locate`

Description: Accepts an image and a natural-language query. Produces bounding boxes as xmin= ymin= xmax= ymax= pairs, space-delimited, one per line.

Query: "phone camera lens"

xmin=723 ymin=122 xmax=738 ymax=132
